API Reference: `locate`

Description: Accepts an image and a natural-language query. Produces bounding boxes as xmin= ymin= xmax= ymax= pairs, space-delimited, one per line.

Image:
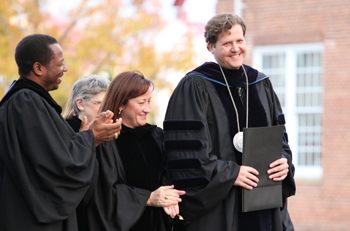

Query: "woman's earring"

xmin=118 ymin=109 xmax=122 ymax=115
xmin=80 ymin=107 xmax=84 ymax=111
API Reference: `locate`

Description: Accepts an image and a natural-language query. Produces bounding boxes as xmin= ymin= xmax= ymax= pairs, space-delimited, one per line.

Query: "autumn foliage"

xmin=0 ymin=0 xmax=195 ymax=115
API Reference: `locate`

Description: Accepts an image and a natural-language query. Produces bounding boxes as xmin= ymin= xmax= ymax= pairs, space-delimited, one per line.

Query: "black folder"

xmin=242 ymin=125 xmax=284 ymax=212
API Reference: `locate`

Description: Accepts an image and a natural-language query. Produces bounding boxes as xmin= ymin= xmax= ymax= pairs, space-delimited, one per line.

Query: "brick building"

xmin=176 ymin=0 xmax=350 ymax=230
xmin=213 ymin=0 xmax=350 ymax=230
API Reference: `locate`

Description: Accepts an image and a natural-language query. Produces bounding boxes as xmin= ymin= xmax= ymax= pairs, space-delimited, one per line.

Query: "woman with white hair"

xmin=63 ymin=74 xmax=110 ymax=132
xmin=63 ymin=74 xmax=110 ymax=231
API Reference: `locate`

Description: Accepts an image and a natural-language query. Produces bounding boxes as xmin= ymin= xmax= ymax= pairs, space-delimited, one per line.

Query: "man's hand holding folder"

xmin=233 ymin=125 xmax=289 ymax=212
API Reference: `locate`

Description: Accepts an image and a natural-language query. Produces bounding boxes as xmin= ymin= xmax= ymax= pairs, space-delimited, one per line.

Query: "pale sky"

xmin=46 ymin=0 xmax=216 ymax=24
xmin=161 ymin=0 xmax=216 ymax=23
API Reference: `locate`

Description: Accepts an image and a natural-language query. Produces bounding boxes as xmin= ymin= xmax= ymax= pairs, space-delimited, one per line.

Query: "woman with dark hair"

xmin=86 ymin=71 xmax=185 ymax=231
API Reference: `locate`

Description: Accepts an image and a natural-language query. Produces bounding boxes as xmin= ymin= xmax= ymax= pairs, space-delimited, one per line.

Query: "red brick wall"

xmin=216 ymin=0 xmax=233 ymax=13
xmin=215 ymin=0 xmax=350 ymax=230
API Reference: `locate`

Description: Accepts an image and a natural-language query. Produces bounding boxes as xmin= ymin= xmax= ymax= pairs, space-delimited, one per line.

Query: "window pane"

xmin=255 ymin=44 xmax=323 ymax=172
xmin=297 ymin=113 xmax=322 ymax=166
xmin=261 ymin=53 xmax=286 ymax=107
xmin=295 ymin=50 xmax=323 ymax=166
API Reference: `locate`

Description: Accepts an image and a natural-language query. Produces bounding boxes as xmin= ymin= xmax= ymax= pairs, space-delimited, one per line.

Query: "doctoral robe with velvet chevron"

xmin=163 ymin=62 xmax=296 ymax=231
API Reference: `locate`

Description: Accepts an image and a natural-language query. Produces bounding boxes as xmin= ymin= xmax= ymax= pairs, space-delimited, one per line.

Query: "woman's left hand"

xmin=146 ymin=185 xmax=186 ymax=208
xmin=267 ymin=157 xmax=289 ymax=181
xmin=163 ymin=204 xmax=179 ymax=218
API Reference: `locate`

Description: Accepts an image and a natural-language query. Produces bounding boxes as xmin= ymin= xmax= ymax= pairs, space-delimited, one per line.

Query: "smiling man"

xmin=0 ymin=34 xmax=122 ymax=231
xmin=163 ymin=13 xmax=296 ymax=231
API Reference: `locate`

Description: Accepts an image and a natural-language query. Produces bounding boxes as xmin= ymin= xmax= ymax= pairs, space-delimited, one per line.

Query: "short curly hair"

xmin=15 ymin=34 xmax=58 ymax=77
xmin=204 ymin=13 xmax=246 ymax=48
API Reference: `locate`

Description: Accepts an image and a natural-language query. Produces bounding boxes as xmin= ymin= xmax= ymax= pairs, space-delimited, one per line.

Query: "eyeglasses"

xmin=90 ymin=100 xmax=102 ymax=106
xmin=82 ymin=96 xmax=102 ymax=106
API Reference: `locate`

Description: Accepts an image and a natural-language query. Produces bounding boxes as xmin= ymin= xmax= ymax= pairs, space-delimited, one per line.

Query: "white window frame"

xmin=253 ymin=43 xmax=324 ymax=179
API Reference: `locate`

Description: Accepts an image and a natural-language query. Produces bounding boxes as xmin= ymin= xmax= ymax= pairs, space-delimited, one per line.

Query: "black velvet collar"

xmin=121 ymin=123 xmax=157 ymax=138
xmin=192 ymin=62 xmax=259 ymax=86
xmin=190 ymin=62 xmax=268 ymax=128
xmin=0 ymin=77 xmax=62 ymax=114
xmin=189 ymin=62 xmax=268 ymax=162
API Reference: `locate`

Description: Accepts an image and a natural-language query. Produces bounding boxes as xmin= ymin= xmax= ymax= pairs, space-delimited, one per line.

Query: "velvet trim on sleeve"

xmin=164 ymin=74 xmax=241 ymax=224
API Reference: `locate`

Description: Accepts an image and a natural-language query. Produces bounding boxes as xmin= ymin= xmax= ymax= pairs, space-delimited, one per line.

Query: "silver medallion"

xmin=233 ymin=131 xmax=243 ymax=153
xmin=219 ymin=65 xmax=249 ymax=154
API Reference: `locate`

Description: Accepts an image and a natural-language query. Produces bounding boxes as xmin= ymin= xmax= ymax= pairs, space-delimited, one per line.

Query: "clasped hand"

xmin=146 ymin=185 xmax=186 ymax=218
xmin=234 ymin=158 xmax=289 ymax=190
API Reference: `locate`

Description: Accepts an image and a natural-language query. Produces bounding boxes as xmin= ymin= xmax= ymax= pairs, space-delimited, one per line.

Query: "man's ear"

xmin=207 ymin=42 xmax=215 ymax=54
xmin=33 ymin=62 xmax=43 ymax=76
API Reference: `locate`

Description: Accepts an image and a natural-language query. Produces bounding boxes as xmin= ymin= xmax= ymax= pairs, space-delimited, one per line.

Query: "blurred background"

xmin=0 ymin=0 xmax=216 ymax=125
xmin=1 ymin=0 xmax=350 ymax=230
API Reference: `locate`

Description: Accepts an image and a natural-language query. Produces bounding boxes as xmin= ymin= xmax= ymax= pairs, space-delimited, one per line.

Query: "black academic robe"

xmin=163 ymin=62 xmax=296 ymax=231
xmin=86 ymin=124 xmax=170 ymax=231
xmin=65 ymin=115 xmax=98 ymax=231
xmin=66 ymin=116 xmax=83 ymax=133
xmin=0 ymin=78 xmax=97 ymax=231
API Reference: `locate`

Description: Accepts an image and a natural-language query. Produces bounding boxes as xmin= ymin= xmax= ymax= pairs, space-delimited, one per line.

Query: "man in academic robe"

xmin=163 ymin=13 xmax=296 ymax=231
xmin=0 ymin=34 xmax=122 ymax=231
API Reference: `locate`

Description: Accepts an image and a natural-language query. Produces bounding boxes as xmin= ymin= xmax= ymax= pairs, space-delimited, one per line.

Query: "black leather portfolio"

xmin=242 ymin=125 xmax=284 ymax=212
